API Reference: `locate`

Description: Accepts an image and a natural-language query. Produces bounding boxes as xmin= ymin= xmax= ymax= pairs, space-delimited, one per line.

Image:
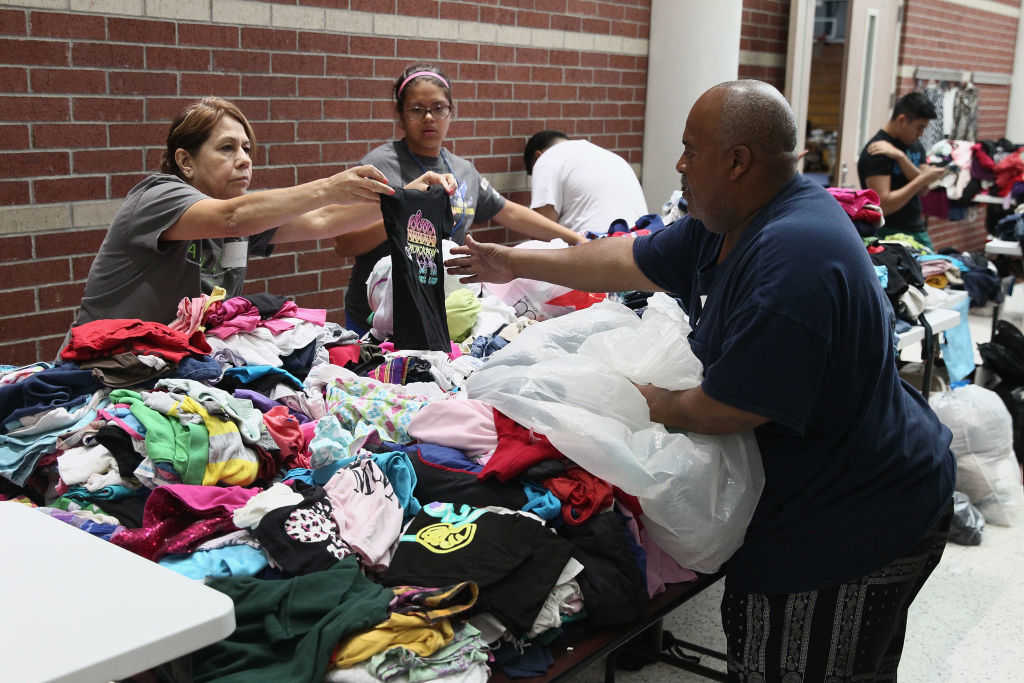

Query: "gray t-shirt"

xmin=344 ymin=140 xmax=507 ymax=328
xmin=75 ymin=173 xmax=275 ymax=326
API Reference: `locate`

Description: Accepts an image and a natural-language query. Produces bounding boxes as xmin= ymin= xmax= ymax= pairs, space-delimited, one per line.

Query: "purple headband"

xmin=398 ymin=71 xmax=450 ymax=96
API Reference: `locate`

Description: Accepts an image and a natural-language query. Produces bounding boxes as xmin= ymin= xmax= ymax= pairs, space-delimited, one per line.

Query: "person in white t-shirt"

xmin=524 ymin=131 xmax=650 ymax=235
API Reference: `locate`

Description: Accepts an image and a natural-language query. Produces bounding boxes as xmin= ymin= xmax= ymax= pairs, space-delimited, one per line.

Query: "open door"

xmin=835 ymin=0 xmax=903 ymax=187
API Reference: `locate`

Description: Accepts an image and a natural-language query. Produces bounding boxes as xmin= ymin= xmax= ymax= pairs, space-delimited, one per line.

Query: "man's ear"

xmin=728 ymin=144 xmax=752 ymax=180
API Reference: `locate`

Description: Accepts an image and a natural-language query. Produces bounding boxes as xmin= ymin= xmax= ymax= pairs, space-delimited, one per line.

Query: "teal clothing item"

xmin=194 ymin=557 xmax=392 ymax=683
xmin=939 ymin=297 xmax=974 ymax=382
xmin=63 ymin=484 xmax=143 ymax=502
xmin=108 ymin=389 xmax=208 ymax=485
xmin=222 ymin=365 xmax=303 ymax=389
xmin=159 ymin=545 xmax=268 ymax=580
xmin=521 ymin=482 xmax=562 ymax=522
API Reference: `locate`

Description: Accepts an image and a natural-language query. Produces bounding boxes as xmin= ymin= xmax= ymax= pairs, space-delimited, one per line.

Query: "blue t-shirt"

xmin=633 ymin=173 xmax=955 ymax=593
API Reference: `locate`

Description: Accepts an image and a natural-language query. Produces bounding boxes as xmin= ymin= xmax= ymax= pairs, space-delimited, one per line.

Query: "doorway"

xmin=803 ymin=0 xmax=847 ymax=186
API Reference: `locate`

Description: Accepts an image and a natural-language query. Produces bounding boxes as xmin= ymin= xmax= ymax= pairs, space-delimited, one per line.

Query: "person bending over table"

xmin=73 ymin=96 xmax=451 ymax=327
xmin=523 ymin=129 xmax=649 ymax=235
xmin=447 ymin=80 xmax=955 ymax=683
xmin=333 ymin=63 xmax=584 ymax=335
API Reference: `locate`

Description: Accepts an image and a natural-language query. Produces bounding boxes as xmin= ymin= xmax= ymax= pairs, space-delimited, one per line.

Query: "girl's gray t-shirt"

xmin=75 ymin=173 xmax=275 ymax=326
xmin=344 ymin=141 xmax=507 ymax=328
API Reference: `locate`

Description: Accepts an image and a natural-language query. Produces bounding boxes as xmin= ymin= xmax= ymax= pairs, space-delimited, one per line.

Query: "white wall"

xmin=1007 ymin=0 xmax=1024 ymax=141
xmin=641 ymin=0 xmax=742 ymax=212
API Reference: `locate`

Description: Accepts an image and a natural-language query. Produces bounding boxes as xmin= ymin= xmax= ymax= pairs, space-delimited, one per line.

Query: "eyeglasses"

xmin=405 ymin=103 xmax=452 ymax=120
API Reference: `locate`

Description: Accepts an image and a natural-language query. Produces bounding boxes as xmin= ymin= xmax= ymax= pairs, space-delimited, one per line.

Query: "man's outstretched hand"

xmin=444 ymin=235 xmax=516 ymax=284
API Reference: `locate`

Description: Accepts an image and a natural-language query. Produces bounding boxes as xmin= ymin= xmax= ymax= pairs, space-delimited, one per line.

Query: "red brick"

xmin=350 ymin=36 xmax=395 ymax=56
xmin=296 ymin=249 xmax=340 ymax=271
xmin=268 ymin=143 xmax=320 ymax=165
xmin=562 ymin=101 xmax=590 ymax=117
xmin=232 ymin=98 xmax=269 ymax=120
xmin=478 ymin=82 xmax=515 ymax=99
xmin=180 ymin=72 xmax=240 ymax=96
xmin=241 ymin=278 xmax=267 ymax=295
xmin=0 ymin=180 xmax=29 ymax=205
xmin=0 ymin=122 xmax=26 ymax=149
xmin=529 ymin=101 xmax=560 ymax=117
xmin=33 ymin=123 xmax=105 ymax=149
xmin=582 ymin=17 xmax=610 ymax=33
xmin=447 ymin=120 xmax=473 ymax=138
xmin=536 ymin=0 xmax=567 ymax=11
xmin=29 ymin=67 xmax=104 ymax=94
xmin=72 ymin=42 xmax=143 ymax=69
xmin=0 ymin=310 xmax=74 ymax=342
xmin=298 ymin=76 xmax=347 ymax=98
xmin=323 ymin=100 xmax=373 ymax=119
xmin=476 ymin=120 xmax=510 ymax=137
xmin=108 ymin=122 xmax=165 ymax=147
xmin=458 ymin=63 xmax=495 ymax=81
xmin=108 ymin=17 xmax=175 ymax=45
xmin=109 ymin=172 xmax=147 ymax=197
xmin=34 ymin=228 xmax=106 ymax=258
xmin=0 ymin=38 xmax=68 ymax=66
xmin=453 ymin=138 xmax=490 ymax=156
xmin=321 ymin=267 xmax=351 ymax=289
xmin=547 ymin=84 xmax=577 ymax=100
xmin=243 ymin=75 xmax=297 ymax=97
xmin=515 ymin=47 xmax=549 ymax=64
xmin=267 ymin=272 xmax=318 ymax=295
xmin=34 ymin=176 xmax=105 ymax=203
xmin=73 ymin=148 xmax=141 ymax=174
xmin=593 ymin=68 xmax=620 ymax=85
xmin=246 ymin=253 xmax=295 ymax=279
xmin=531 ymin=66 xmax=563 ymax=83
xmin=295 ymin=290 xmax=343 ymax=311
xmin=270 ymin=99 xmax=322 ymax=121
xmin=397 ymin=0 xmax=438 ymax=17
xmin=0 ymin=9 xmax=26 ymax=36
xmin=352 ymin=0 xmax=394 ymax=11
xmin=350 ymin=78 xmax=391 ymax=99
xmin=37 ymin=281 xmax=85 ymax=310
xmin=178 ymin=23 xmax=238 ymax=48
xmin=71 ymin=253 xmax=94 ymax=279
xmin=322 ymin=141 xmax=367 ymax=163
xmin=3 ymin=150 xmax=69 ymax=177
xmin=109 ymin=71 xmax=177 ymax=96
xmin=596 ymin=1 xmax=624 ymax=19
xmin=0 ymin=287 xmax=36 ymax=316
xmin=325 ymin=56 xmax=373 ymax=78
xmin=251 ymin=165 xmax=295 ymax=190
xmin=441 ymin=2 xmax=479 ymax=21
xmin=30 ymin=11 xmax=105 ymax=39
xmin=214 ymin=50 xmax=270 ymax=73
xmin=272 ymin=53 xmax=324 ymax=76
xmin=567 ymin=0 xmax=597 ymax=14
xmin=241 ymin=27 xmax=297 ymax=51
xmin=74 ymin=97 xmax=143 ymax=122
xmin=146 ymin=46 xmax=210 ymax=71
xmin=518 ymin=10 xmax=549 ymax=28
xmin=253 ymin=121 xmax=294 ymax=144
xmin=480 ymin=44 xmax=515 ymax=63
xmin=145 ymin=148 xmax=163 ymax=171
xmin=438 ymin=43 xmax=476 ymax=63
xmin=348 ymin=120 xmax=395 ymax=142
xmin=0 ymin=66 xmax=26 ymax=94
xmin=480 ymin=6 xmax=515 ymax=24
xmin=397 ymin=38 xmax=439 ymax=59
xmin=298 ymin=32 xmax=349 ymax=55
xmin=295 ymin=121 xmax=346 ymax=141
xmin=144 ymin=97 xmax=194 ymax=122
xmin=0 ymin=259 xmax=70 ymax=289
xmin=0 ymin=340 xmax=43 ymax=366
xmin=0 ymin=235 xmax=31 ymax=262
xmin=296 ymin=164 xmax=345 ymax=184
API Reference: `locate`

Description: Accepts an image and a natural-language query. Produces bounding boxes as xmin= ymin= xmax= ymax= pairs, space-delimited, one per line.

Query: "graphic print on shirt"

xmin=894 ymin=148 xmax=923 ymax=178
xmin=415 ymin=522 xmax=478 ymax=553
xmin=405 ymin=209 xmax=439 ymax=285
xmin=283 ymin=499 xmax=348 ymax=560
xmin=450 ymin=179 xmax=474 ymax=237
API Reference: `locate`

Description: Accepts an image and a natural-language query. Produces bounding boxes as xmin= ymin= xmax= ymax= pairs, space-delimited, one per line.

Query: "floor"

xmin=562 ymin=286 xmax=1024 ymax=683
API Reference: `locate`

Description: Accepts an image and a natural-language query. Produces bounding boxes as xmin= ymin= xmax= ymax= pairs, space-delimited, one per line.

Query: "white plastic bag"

xmin=930 ymin=384 xmax=1024 ymax=526
xmin=482 ymin=239 xmax=583 ymax=320
xmin=469 ymin=297 xmax=764 ymax=572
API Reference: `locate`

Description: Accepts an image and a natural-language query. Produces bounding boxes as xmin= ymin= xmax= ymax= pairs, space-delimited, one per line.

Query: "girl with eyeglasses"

xmin=335 ymin=63 xmax=584 ymax=335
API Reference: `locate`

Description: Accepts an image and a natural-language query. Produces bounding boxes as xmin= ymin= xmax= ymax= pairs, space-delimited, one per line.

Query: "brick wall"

xmin=738 ymin=0 xmax=789 ymax=91
xmin=0 ymin=0 xmax=651 ymax=364
xmin=897 ymin=0 xmax=1021 ymax=253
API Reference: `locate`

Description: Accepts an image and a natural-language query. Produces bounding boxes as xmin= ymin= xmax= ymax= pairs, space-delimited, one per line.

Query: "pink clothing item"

xmin=618 ymin=504 xmax=698 ymax=597
xmin=110 ymin=484 xmax=261 ymax=561
xmin=323 ymin=458 xmax=404 ymax=570
xmin=273 ymin=301 xmax=327 ymax=326
xmin=827 ymin=187 xmax=882 ymax=226
xmin=205 ymin=298 xmax=262 ymax=339
xmin=294 ymin=419 xmax=320 ymax=469
xmin=169 ymin=295 xmax=209 ymax=336
xmin=407 ymin=399 xmax=498 ymax=459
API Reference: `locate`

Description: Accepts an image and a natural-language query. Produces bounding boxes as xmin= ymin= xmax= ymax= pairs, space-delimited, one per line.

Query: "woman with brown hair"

xmin=74 ymin=96 xmax=450 ymax=326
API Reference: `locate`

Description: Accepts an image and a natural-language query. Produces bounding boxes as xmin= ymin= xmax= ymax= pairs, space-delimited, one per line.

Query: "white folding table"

xmin=0 ymin=501 xmax=236 ymax=683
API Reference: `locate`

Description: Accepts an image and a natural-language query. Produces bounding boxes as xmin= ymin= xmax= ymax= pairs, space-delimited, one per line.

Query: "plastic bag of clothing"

xmin=482 ymin=240 xmax=599 ymax=321
xmin=949 ymin=491 xmax=984 ymax=545
xmin=468 ymin=297 xmax=764 ymax=573
xmin=929 ymin=384 xmax=1024 ymax=526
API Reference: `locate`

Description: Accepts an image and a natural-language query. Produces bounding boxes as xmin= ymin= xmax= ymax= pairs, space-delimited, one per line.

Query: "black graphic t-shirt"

xmin=380 ymin=186 xmax=453 ymax=351
xmin=252 ymin=484 xmax=349 ymax=575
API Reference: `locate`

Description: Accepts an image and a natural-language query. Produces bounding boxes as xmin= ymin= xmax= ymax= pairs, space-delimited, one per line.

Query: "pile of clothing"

xmin=2 ymin=295 xmax=703 ymax=681
xmin=920 ymin=137 xmax=1023 ymax=222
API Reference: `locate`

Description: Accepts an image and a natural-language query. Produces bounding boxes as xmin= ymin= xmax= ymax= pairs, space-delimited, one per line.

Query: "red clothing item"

xmin=328 ymin=344 xmax=363 ymax=367
xmin=62 ymin=319 xmax=211 ymax=363
xmin=544 ymin=466 xmax=614 ymax=525
xmin=263 ymin=405 xmax=305 ymax=469
xmin=477 ymin=410 xmax=564 ymax=482
xmin=994 ymin=153 xmax=1024 ymax=197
